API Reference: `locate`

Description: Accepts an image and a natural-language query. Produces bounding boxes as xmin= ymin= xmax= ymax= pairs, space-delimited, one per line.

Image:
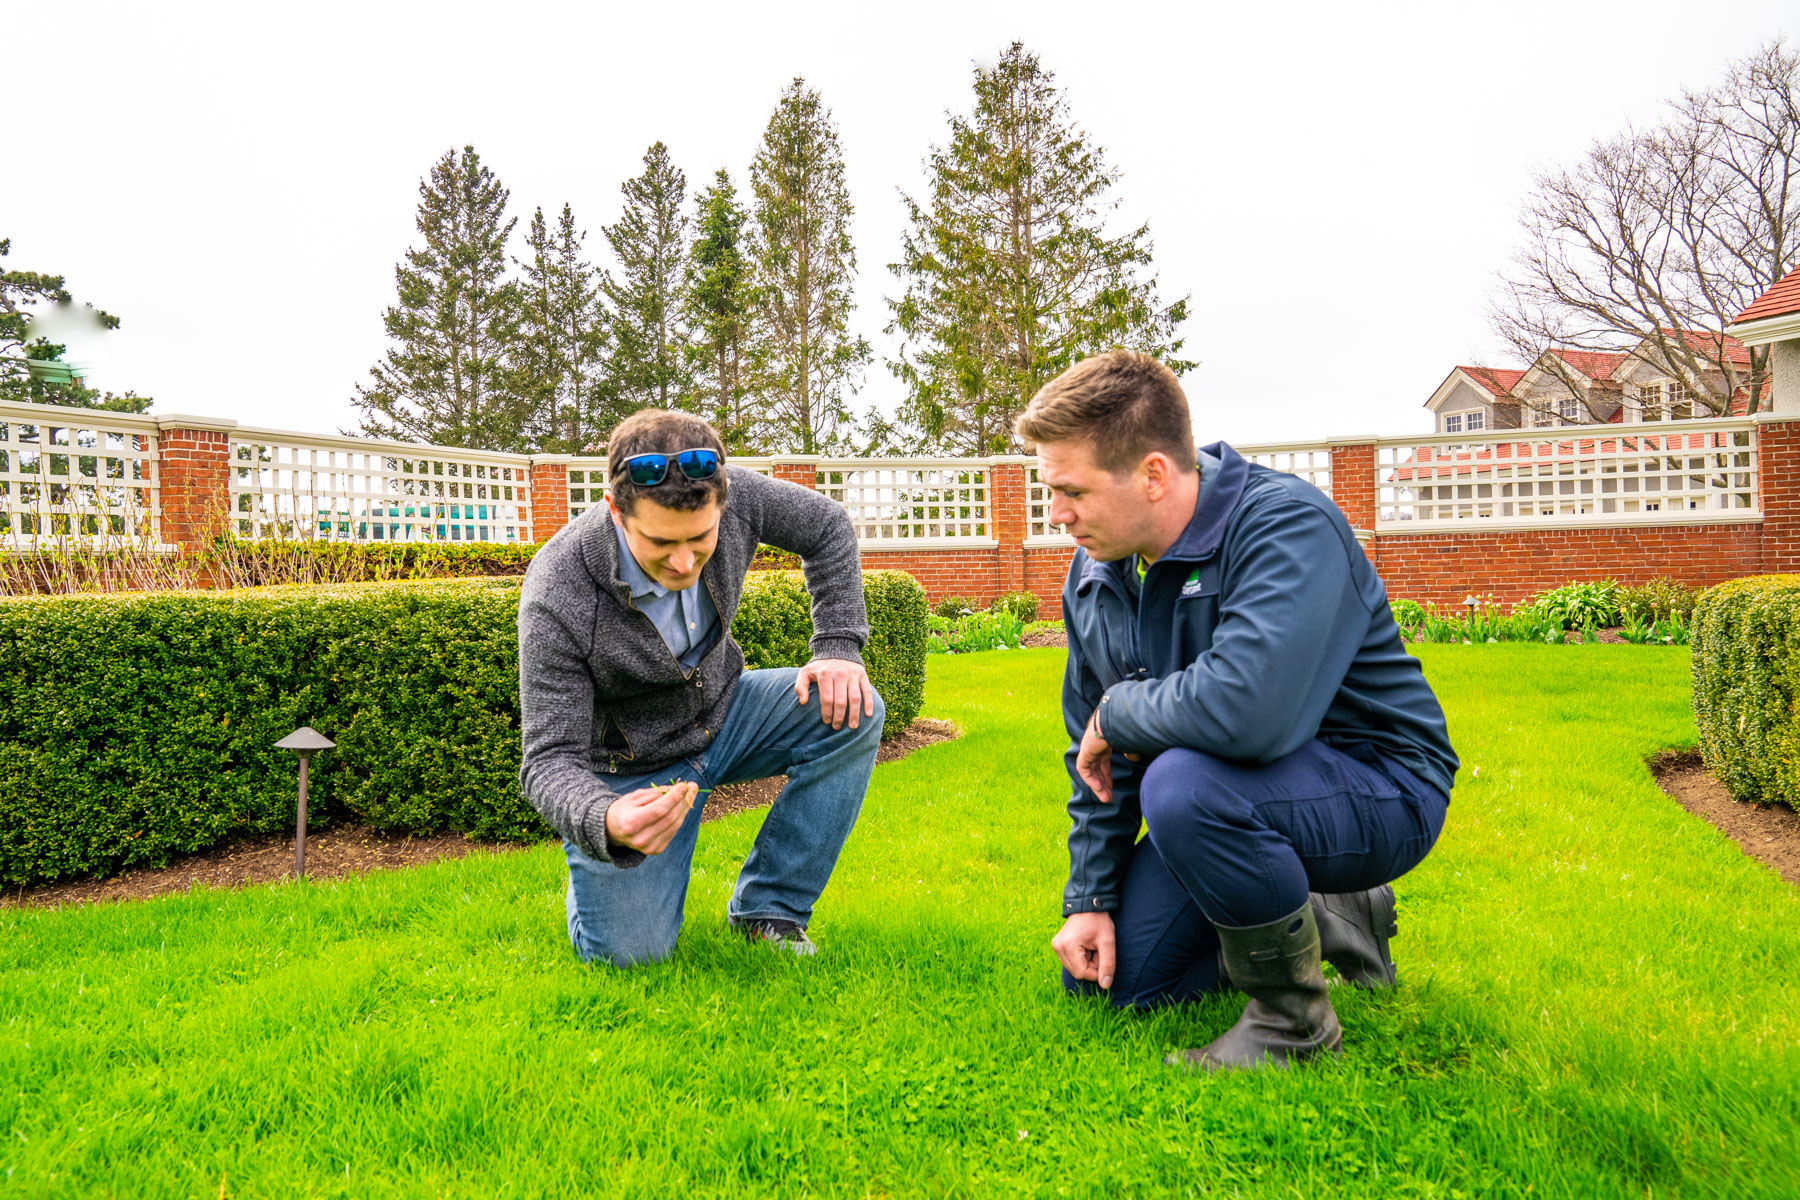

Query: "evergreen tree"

xmin=749 ymin=79 xmax=872 ymax=454
xmin=516 ymin=204 xmax=610 ymax=454
xmin=602 ymin=142 xmax=692 ymax=414
xmin=887 ymin=43 xmax=1192 ymax=454
xmin=352 ymin=146 xmax=530 ymax=452
xmin=684 ymin=170 xmax=758 ymax=451
xmin=0 ymin=238 xmax=151 ymax=412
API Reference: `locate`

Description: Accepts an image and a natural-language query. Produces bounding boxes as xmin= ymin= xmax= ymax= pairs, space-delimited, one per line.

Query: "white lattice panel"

xmin=815 ymin=461 xmax=990 ymax=542
xmin=1238 ymin=441 xmax=1333 ymax=496
xmin=0 ymin=405 xmax=160 ymax=547
xmin=229 ymin=433 xmax=531 ymax=543
xmin=1376 ymin=422 xmax=1759 ymax=526
xmin=1026 ymin=464 xmax=1068 ymax=540
xmin=1025 ymin=442 xmax=1335 ymax=541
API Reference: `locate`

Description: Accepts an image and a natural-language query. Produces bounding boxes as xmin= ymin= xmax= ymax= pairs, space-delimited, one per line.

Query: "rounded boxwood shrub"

xmin=0 ymin=569 xmax=928 ymax=885
xmin=1691 ymin=574 xmax=1800 ymax=808
xmin=734 ymin=569 xmax=927 ymax=739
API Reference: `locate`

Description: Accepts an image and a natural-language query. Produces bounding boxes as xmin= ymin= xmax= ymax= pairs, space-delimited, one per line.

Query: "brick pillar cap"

xmin=1327 ymin=435 xmax=1381 ymax=445
xmin=989 ymin=455 xmax=1034 ymax=465
xmin=530 ymin=454 xmax=574 ymax=465
xmin=1753 ymin=412 xmax=1800 ymax=425
xmin=768 ymin=454 xmax=823 ymax=463
xmin=156 ymin=413 xmax=239 ymax=433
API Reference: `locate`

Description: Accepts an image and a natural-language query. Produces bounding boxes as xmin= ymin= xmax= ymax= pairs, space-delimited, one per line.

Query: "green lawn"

xmin=4 ymin=647 xmax=1799 ymax=1198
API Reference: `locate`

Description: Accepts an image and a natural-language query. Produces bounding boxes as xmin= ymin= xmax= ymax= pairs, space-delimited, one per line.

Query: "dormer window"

xmin=1637 ymin=380 xmax=1695 ymax=421
xmin=1441 ymin=410 xmax=1484 ymax=434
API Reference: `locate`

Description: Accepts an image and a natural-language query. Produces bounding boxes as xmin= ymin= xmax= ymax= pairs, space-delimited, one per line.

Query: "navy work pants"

xmin=1066 ymin=738 xmax=1448 ymax=1008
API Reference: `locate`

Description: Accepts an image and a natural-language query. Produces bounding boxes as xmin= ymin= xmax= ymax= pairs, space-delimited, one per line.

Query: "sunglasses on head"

xmin=620 ymin=448 xmax=722 ymax=487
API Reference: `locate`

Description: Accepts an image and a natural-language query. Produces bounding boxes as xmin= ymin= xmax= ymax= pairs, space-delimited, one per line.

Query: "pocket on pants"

xmin=1257 ymin=794 xmax=1373 ymax=862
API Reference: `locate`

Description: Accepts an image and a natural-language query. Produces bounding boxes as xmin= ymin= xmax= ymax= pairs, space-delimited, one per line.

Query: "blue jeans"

xmin=564 ymin=667 xmax=884 ymax=966
xmin=1065 ymin=739 xmax=1447 ymax=1008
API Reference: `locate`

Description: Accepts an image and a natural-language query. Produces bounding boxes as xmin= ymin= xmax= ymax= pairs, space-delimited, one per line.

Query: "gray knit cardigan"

xmin=517 ymin=467 xmax=868 ymax=867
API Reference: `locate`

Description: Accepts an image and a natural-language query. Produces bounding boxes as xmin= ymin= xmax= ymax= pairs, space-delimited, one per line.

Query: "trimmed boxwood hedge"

xmin=1691 ymin=574 xmax=1800 ymax=808
xmin=0 ymin=569 xmax=927 ymax=885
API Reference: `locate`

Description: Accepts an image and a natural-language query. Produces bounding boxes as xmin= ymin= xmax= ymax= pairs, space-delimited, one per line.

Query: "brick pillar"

xmin=1328 ymin=440 xmax=1377 ymax=533
xmin=1757 ymin=415 xmax=1800 ymax=574
xmin=990 ymin=457 xmax=1028 ymax=594
xmin=769 ymin=455 xmax=820 ymax=489
xmin=529 ymin=456 xmax=571 ymax=543
xmin=155 ymin=415 xmax=236 ymax=555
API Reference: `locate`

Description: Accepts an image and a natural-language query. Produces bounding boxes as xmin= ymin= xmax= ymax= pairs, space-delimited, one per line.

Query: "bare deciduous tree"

xmin=1492 ymin=38 xmax=1797 ymax=420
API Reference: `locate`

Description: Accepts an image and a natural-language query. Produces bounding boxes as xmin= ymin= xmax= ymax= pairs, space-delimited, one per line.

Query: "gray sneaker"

xmin=734 ymin=917 xmax=817 ymax=956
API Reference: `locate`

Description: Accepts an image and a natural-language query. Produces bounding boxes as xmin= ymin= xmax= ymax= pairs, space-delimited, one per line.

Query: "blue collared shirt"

xmin=613 ymin=523 xmax=720 ymax=670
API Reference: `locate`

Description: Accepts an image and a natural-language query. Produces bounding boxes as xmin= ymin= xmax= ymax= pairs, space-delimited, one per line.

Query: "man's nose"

xmin=1049 ymin=498 xmax=1075 ymax=528
xmin=668 ymin=548 xmax=696 ymax=576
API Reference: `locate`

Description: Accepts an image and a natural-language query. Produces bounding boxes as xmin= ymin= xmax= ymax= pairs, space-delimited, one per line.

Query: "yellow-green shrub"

xmin=1691 ymin=575 xmax=1800 ymax=807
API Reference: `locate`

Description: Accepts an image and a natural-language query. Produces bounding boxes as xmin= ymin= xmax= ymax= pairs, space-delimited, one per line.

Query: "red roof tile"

xmin=1548 ymin=348 xmax=1629 ymax=379
xmin=1734 ymin=265 xmax=1800 ymax=325
xmin=1653 ymin=328 xmax=1753 ymax=368
xmin=1455 ymin=366 xmax=1525 ymax=397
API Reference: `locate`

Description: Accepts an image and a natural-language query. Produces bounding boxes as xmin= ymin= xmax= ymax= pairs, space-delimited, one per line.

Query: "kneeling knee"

xmin=861 ymin=688 xmax=887 ymax=734
xmin=570 ymin=925 xmax=679 ymax=969
xmin=1139 ymin=748 xmax=1226 ymax=829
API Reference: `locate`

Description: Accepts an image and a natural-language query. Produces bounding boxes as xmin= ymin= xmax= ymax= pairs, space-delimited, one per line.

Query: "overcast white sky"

xmin=6 ymin=0 xmax=1793 ymax=448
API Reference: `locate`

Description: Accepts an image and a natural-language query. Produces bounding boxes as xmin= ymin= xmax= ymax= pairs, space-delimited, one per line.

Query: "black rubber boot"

xmin=1311 ymin=884 xmax=1398 ymax=988
xmin=1167 ymin=903 xmax=1342 ymax=1071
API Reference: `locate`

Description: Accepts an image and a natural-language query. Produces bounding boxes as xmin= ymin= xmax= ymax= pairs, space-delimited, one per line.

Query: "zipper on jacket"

xmin=623 ymin=589 xmax=698 ymax=681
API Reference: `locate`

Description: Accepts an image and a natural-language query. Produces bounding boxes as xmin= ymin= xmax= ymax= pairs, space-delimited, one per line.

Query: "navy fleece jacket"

xmin=1059 ymin=442 xmax=1457 ymax=917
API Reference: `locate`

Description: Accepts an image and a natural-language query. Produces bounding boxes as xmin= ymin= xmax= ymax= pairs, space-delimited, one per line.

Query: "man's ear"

xmin=1140 ymin=452 xmax=1174 ymax=502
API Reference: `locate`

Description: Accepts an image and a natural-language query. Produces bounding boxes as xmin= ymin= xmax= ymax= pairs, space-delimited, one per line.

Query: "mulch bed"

xmin=1650 ymin=750 xmax=1800 ymax=887
xmin=2 ymin=718 xmax=961 ymax=910
xmin=1022 ymin=628 xmax=1068 ymax=648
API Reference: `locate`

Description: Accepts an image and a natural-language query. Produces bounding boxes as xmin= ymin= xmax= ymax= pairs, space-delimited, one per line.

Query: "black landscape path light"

xmin=275 ymin=726 xmax=335 ymax=880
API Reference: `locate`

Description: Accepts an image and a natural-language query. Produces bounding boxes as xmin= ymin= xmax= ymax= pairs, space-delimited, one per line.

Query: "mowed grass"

xmin=4 ymin=646 xmax=1799 ymax=1198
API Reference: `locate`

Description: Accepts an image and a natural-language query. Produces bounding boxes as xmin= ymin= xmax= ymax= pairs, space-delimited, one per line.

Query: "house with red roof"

xmin=1425 ymin=332 xmax=1755 ymax=434
xmin=1726 ymin=264 xmax=1800 ymax=413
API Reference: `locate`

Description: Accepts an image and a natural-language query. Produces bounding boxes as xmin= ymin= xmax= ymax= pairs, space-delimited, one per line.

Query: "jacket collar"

xmin=576 ymin=508 xmax=640 ymax=608
xmin=1077 ymin=442 xmax=1250 ymax=589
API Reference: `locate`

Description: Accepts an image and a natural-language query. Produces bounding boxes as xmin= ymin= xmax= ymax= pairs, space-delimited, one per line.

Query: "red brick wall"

xmin=772 ymin=461 xmax=816 ymax=489
xmin=529 ymin=460 xmax=570 ymax=543
xmin=1760 ymin=420 xmax=1800 ymax=575
xmin=1329 ymin=442 xmax=1376 ymax=530
xmin=990 ymin=461 xmax=1028 ymax=595
xmin=1368 ymin=524 xmax=1766 ymax=608
xmin=158 ymin=427 xmax=232 ymax=549
xmin=143 ymin=417 xmax=1800 ymax=617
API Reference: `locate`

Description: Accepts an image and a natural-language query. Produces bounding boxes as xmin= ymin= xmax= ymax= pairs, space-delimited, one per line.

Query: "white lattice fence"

xmin=1238 ymin=441 xmax=1333 ymax=496
xmin=1026 ymin=442 xmax=1336 ymax=541
xmin=228 ymin=431 xmax=532 ymax=543
xmin=0 ymin=402 xmax=161 ymax=548
xmin=815 ymin=461 xmax=991 ymax=544
xmin=1376 ymin=421 xmax=1760 ymax=527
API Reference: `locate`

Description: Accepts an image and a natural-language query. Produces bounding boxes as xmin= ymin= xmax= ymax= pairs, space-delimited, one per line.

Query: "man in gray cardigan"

xmin=518 ymin=409 xmax=883 ymax=965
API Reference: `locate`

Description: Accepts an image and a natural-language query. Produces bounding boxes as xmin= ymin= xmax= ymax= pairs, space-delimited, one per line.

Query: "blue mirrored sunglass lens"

xmin=676 ymin=450 xmax=720 ymax=479
xmin=626 ymin=455 xmax=670 ymax=485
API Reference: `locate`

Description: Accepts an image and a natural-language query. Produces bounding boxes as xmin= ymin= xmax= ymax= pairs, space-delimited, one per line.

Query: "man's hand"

xmin=1053 ymin=911 xmax=1117 ymax=990
xmin=603 ymin=781 xmax=699 ymax=855
xmin=794 ymin=658 xmax=877 ymax=730
xmin=1075 ymin=708 xmax=1141 ymax=803
xmin=1076 ymin=710 xmax=1116 ymax=803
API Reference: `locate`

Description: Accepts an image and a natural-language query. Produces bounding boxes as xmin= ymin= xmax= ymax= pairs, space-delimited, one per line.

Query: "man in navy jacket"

xmin=1021 ymin=352 xmax=1457 ymax=1071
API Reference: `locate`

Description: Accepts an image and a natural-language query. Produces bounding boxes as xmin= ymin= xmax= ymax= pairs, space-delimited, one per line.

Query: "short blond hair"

xmin=1013 ymin=351 xmax=1195 ymax=474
